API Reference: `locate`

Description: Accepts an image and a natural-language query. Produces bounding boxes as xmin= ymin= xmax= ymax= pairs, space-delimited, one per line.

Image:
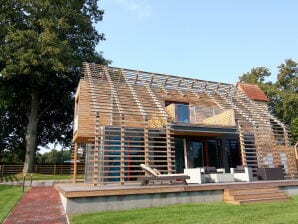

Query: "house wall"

xmin=72 ymin=64 xmax=297 ymax=184
xmin=73 ymin=80 xmax=95 ymax=143
xmin=253 ymin=100 xmax=268 ymax=111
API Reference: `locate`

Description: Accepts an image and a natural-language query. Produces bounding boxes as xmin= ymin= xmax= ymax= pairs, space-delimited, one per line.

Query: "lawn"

xmin=0 ymin=173 xmax=83 ymax=182
xmin=70 ymin=196 xmax=298 ymax=224
xmin=0 ymin=185 xmax=25 ymax=223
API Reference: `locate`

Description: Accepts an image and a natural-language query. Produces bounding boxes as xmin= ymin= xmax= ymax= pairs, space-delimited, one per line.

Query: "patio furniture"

xmin=230 ymin=166 xmax=253 ymax=182
xmin=184 ymin=168 xmax=205 ymax=184
xmin=203 ymin=166 xmax=217 ymax=174
xmin=138 ymin=164 xmax=190 ymax=186
xmin=207 ymin=172 xmax=234 ymax=183
xmin=201 ymin=167 xmax=234 ymax=183
xmin=257 ymin=167 xmax=284 ymax=180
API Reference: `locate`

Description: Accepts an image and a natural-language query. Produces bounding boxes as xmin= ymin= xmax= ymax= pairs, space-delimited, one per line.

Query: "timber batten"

xmin=72 ymin=63 xmax=297 ymax=184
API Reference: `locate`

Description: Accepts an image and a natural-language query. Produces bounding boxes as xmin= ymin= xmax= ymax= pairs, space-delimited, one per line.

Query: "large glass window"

xmin=227 ymin=140 xmax=241 ymax=168
xmin=192 ymin=142 xmax=204 ymax=167
xmin=176 ymin=104 xmax=190 ymax=123
xmin=165 ymin=101 xmax=190 ymax=123
xmin=174 ymin=138 xmax=185 ymax=173
xmin=186 ymin=139 xmax=223 ymax=169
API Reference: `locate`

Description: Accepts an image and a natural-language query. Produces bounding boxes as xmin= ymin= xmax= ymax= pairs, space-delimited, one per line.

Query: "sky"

xmin=96 ymin=0 xmax=298 ymax=84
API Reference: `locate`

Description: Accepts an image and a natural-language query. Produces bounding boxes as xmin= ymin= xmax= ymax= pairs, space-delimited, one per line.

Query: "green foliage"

xmin=36 ymin=149 xmax=71 ymax=164
xmin=0 ymin=150 xmax=24 ymax=164
xmin=0 ymin=0 xmax=109 ymax=168
xmin=70 ymin=196 xmax=298 ymax=224
xmin=239 ymin=59 xmax=298 ymax=142
xmin=0 ymin=185 xmax=25 ymax=223
xmin=240 ymin=67 xmax=271 ymax=84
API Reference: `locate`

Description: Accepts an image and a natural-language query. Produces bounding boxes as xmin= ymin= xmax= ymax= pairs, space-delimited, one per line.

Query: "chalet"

xmin=72 ymin=63 xmax=297 ymax=185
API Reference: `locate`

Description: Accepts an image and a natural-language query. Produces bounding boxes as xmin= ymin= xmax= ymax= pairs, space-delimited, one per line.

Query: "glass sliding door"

xmin=207 ymin=140 xmax=222 ymax=168
xmin=226 ymin=140 xmax=241 ymax=169
xmin=187 ymin=141 xmax=204 ymax=168
xmin=193 ymin=141 xmax=204 ymax=167
xmin=174 ymin=138 xmax=185 ymax=173
xmin=186 ymin=139 xmax=223 ymax=169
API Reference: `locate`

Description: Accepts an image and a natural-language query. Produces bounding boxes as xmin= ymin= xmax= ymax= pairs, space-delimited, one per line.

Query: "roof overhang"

xmin=171 ymin=124 xmax=237 ymax=137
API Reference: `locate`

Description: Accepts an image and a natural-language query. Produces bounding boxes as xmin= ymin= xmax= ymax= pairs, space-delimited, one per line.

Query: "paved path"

xmin=3 ymin=187 xmax=68 ymax=224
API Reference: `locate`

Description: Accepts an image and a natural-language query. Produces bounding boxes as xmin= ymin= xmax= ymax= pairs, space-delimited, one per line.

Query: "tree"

xmin=239 ymin=67 xmax=271 ymax=84
xmin=36 ymin=149 xmax=71 ymax=164
xmin=276 ymin=59 xmax=298 ymax=142
xmin=0 ymin=0 xmax=108 ymax=173
xmin=239 ymin=59 xmax=298 ymax=142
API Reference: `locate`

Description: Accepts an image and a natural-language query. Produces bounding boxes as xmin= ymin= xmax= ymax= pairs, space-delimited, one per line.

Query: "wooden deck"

xmin=57 ymin=179 xmax=298 ymax=198
xmin=56 ymin=180 xmax=298 ymax=214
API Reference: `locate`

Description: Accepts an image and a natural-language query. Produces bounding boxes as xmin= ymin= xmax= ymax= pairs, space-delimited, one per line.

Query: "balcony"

xmin=165 ymin=103 xmax=236 ymax=127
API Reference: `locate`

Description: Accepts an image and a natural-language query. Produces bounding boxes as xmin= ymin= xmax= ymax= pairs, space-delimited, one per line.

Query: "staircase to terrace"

xmin=224 ymin=186 xmax=290 ymax=205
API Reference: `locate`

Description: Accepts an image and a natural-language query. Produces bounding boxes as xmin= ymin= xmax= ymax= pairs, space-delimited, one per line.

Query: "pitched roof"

xmin=236 ymin=82 xmax=269 ymax=102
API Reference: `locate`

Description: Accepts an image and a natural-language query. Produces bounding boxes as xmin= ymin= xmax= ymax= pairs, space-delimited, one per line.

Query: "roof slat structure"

xmin=72 ymin=63 xmax=297 ymax=184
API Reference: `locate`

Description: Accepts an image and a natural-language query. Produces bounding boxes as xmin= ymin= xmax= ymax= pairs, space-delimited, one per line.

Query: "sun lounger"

xmin=138 ymin=164 xmax=190 ymax=186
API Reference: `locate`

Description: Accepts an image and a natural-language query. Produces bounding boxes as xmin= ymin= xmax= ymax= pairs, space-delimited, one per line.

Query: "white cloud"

xmin=114 ymin=0 xmax=152 ymax=19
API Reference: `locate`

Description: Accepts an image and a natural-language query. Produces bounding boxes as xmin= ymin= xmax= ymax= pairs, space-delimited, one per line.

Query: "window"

xmin=176 ymin=104 xmax=190 ymax=122
xmin=165 ymin=101 xmax=190 ymax=123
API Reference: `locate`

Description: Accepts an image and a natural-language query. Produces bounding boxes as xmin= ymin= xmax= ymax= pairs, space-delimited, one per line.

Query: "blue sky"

xmin=96 ymin=0 xmax=298 ymax=84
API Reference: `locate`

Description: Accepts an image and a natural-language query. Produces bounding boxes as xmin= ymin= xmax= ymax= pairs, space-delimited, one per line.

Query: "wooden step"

xmin=225 ymin=186 xmax=280 ymax=195
xmin=229 ymin=197 xmax=291 ymax=205
xmin=225 ymin=192 xmax=287 ymax=201
xmin=224 ymin=187 xmax=290 ymax=205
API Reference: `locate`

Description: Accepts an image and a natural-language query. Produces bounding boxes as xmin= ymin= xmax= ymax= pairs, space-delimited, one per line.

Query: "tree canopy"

xmin=36 ymin=149 xmax=71 ymax=164
xmin=0 ymin=0 xmax=108 ymax=172
xmin=239 ymin=59 xmax=298 ymax=143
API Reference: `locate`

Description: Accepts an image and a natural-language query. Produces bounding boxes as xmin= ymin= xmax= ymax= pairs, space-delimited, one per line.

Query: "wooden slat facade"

xmin=72 ymin=63 xmax=297 ymax=185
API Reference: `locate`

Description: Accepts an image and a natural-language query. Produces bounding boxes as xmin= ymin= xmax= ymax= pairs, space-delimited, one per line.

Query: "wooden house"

xmin=72 ymin=63 xmax=297 ymax=185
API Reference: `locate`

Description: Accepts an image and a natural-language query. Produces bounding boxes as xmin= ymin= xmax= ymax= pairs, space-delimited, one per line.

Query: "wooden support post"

xmin=73 ymin=143 xmax=78 ymax=183
xmin=93 ymin=112 xmax=100 ymax=185
xmin=120 ymin=124 xmax=125 ymax=184
xmin=54 ymin=164 xmax=56 ymax=175
xmin=144 ymin=119 xmax=149 ymax=168
xmin=166 ymin=120 xmax=172 ymax=174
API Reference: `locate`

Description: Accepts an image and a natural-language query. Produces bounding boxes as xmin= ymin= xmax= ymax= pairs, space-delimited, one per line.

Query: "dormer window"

xmin=165 ymin=101 xmax=189 ymax=123
xmin=176 ymin=104 xmax=190 ymax=122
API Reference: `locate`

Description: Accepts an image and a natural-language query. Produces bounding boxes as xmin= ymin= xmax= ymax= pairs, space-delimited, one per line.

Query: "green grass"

xmin=70 ymin=196 xmax=298 ymax=224
xmin=0 ymin=185 xmax=25 ymax=223
xmin=0 ymin=173 xmax=83 ymax=182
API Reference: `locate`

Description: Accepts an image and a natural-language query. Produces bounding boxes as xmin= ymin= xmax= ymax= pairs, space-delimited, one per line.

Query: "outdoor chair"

xmin=184 ymin=168 xmax=205 ymax=184
xmin=138 ymin=164 xmax=190 ymax=186
xmin=203 ymin=166 xmax=217 ymax=174
xmin=230 ymin=166 xmax=253 ymax=182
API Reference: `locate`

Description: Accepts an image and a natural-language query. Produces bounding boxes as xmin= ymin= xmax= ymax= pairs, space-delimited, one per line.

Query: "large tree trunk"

xmin=23 ymin=89 xmax=39 ymax=174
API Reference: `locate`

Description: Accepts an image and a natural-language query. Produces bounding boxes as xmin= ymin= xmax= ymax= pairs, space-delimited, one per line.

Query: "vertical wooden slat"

xmin=72 ymin=143 xmax=78 ymax=183
xmin=120 ymin=125 xmax=125 ymax=184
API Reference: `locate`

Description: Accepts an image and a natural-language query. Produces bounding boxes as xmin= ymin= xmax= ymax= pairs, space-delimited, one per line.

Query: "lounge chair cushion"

xmin=153 ymin=168 xmax=161 ymax=175
xmin=140 ymin=164 xmax=158 ymax=176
